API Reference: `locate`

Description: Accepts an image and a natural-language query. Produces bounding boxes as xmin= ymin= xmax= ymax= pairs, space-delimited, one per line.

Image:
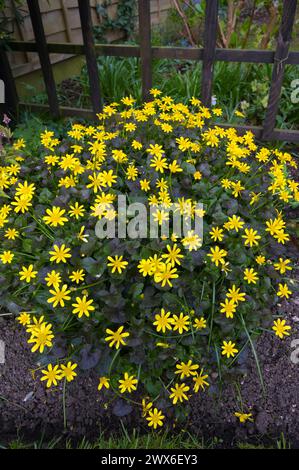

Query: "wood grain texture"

xmin=138 ymin=0 xmax=152 ymax=101
xmin=8 ymin=41 xmax=299 ymax=65
xmin=201 ymin=0 xmax=219 ymax=106
xmin=26 ymin=0 xmax=60 ymax=118
xmin=78 ymin=0 xmax=102 ymax=115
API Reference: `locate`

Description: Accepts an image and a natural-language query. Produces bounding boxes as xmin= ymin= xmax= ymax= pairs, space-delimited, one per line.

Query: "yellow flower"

xmin=182 ymin=230 xmax=202 ymax=251
xmin=69 ymin=202 xmax=85 ymax=219
xmin=210 ymin=226 xmax=224 ymax=242
xmin=194 ymin=171 xmax=202 ymax=181
xmin=169 ymin=383 xmax=190 ymax=404
xmin=107 ymin=255 xmax=128 ymax=274
xmin=193 ymin=317 xmax=207 ymax=330
xmin=272 ymin=318 xmax=291 ymax=339
xmin=0 ymin=250 xmax=14 ymax=264
xmin=69 ymin=269 xmax=85 ymax=284
xmin=47 ymin=284 xmax=71 ymax=308
xmin=242 ymin=228 xmax=261 ymax=247
xmin=98 ymin=376 xmax=110 ymax=391
xmin=149 ymin=88 xmax=162 ymax=98
xmin=256 ymin=255 xmax=266 ymax=265
xmin=225 ymin=215 xmax=244 ymax=232
xmin=17 ymin=312 xmax=31 ymax=326
xmin=175 ymin=360 xmax=199 ymax=379
xmin=60 ymin=362 xmax=78 ymax=382
xmin=243 ymin=268 xmax=259 ymax=284
xmin=138 ymin=258 xmax=154 ymax=277
xmin=40 ymin=364 xmax=62 ymax=388
xmin=45 ymin=270 xmax=62 ymax=289
xmin=4 ymin=228 xmax=19 ymax=240
xmin=124 ymin=122 xmax=137 ymax=132
xmin=274 ymin=258 xmax=292 ymax=274
xmin=100 ymin=169 xmax=117 ymax=188
xmin=221 ymin=340 xmax=238 ymax=358
xmin=146 ymin=408 xmax=165 ymax=429
xmin=153 ymin=209 xmax=169 ymax=225
xmin=193 ymin=369 xmax=209 ymax=392
xmin=277 ymin=283 xmax=292 ymax=299
xmin=72 ymin=295 xmax=95 ymax=318
xmin=132 ymin=140 xmax=143 ymax=150
xmin=161 ymin=244 xmax=184 ymax=267
xmin=11 ymin=196 xmax=32 ymax=214
xmin=28 ymin=322 xmax=54 ymax=353
xmin=119 ymin=373 xmax=138 ymax=393
xmin=49 ymin=244 xmax=72 ymax=264
xmin=126 ymin=164 xmax=138 ymax=180
xmin=169 ymin=160 xmax=182 ymax=173
xmin=43 ymin=206 xmax=68 ymax=227
xmin=172 ymin=312 xmax=190 ymax=334
xmin=234 ymin=412 xmax=253 ymax=423
xmin=150 ymin=155 xmax=168 ymax=173
xmin=207 ymin=246 xmax=227 ymax=267
xmin=19 ymin=265 xmax=38 ymax=283
xmin=154 ymin=263 xmax=178 ymax=288
xmin=140 ymin=179 xmax=150 ymax=191
xmin=147 ymin=143 xmax=164 ymax=158
xmin=153 ymin=308 xmax=173 ymax=333
xmin=105 ymin=326 xmax=130 ymax=349
xmin=220 ymin=298 xmax=237 ymax=319
xmin=226 ymin=285 xmax=246 ymax=304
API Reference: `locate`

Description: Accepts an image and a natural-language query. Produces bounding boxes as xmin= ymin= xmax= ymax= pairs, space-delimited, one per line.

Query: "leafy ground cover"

xmin=0 ymin=92 xmax=298 ymax=447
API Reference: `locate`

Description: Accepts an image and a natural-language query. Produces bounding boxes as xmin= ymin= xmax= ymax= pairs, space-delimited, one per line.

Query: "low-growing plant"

xmin=27 ymin=58 xmax=299 ymax=131
xmin=0 ymin=94 xmax=297 ymax=429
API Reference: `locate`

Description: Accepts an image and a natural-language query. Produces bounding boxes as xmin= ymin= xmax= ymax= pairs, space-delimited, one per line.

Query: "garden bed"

xmin=0 ymin=278 xmax=298 ymax=448
xmin=0 ymin=95 xmax=298 ymax=449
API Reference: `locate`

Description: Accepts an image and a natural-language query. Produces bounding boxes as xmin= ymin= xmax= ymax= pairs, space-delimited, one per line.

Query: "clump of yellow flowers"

xmin=0 ymin=90 xmax=297 ymax=429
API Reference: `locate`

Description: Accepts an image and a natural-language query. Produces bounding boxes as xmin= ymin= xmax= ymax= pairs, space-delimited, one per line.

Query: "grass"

xmin=0 ymin=429 xmax=217 ymax=450
xmin=22 ymin=56 xmax=299 ymax=132
xmin=0 ymin=428 xmax=292 ymax=449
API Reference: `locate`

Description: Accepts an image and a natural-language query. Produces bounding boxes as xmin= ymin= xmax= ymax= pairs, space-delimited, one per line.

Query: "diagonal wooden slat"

xmin=201 ymin=0 xmax=219 ymax=107
xmin=78 ymin=0 xmax=102 ymax=116
xmin=262 ymin=0 xmax=298 ymax=140
xmin=138 ymin=0 xmax=152 ymax=101
xmin=27 ymin=0 xmax=60 ymax=119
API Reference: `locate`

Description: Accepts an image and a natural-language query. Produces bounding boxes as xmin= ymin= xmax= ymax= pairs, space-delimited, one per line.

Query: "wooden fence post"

xmin=78 ymin=0 xmax=102 ymax=117
xmin=27 ymin=0 xmax=60 ymax=119
xmin=201 ymin=0 xmax=219 ymax=107
xmin=138 ymin=0 xmax=152 ymax=101
xmin=0 ymin=45 xmax=19 ymax=122
xmin=262 ymin=0 xmax=297 ymax=140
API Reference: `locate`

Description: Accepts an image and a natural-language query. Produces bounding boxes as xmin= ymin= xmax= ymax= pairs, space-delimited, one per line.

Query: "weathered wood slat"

xmin=26 ymin=0 xmax=60 ymax=119
xmin=262 ymin=0 xmax=297 ymax=140
xmin=138 ymin=0 xmax=152 ymax=101
xmin=8 ymin=41 xmax=299 ymax=65
xmin=78 ymin=0 xmax=102 ymax=116
xmin=201 ymin=0 xmax=218 ymax=106
xmin=20 ymin=102 xmax=95 ymax=118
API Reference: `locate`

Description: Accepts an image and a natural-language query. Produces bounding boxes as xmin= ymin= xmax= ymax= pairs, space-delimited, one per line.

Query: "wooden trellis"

xmin=0 ymin=0 xmax=299 ymax=141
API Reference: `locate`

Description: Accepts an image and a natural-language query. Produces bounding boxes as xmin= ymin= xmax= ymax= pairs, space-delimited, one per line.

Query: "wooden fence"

xmin=3 ymin=0 xmax=171 ymax=79
xmin=1 ymin=0 xmax=299 ymax=142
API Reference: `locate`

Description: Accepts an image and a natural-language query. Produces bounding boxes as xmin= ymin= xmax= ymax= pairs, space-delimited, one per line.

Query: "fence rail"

xmin=0 ymin=0 xmax=299 ymax=142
